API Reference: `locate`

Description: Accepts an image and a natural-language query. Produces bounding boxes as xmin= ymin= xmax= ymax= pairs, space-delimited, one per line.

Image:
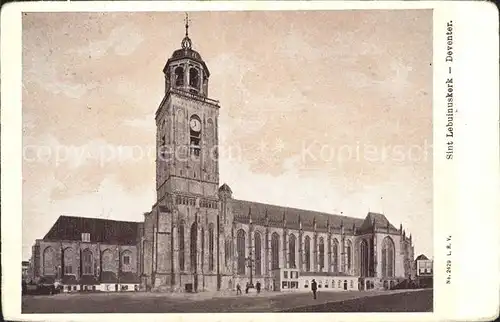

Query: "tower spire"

xmin=181 ymin=12 xmax=192 ymax=49
xmin=185 ymin=12 xmax=190 ymax=37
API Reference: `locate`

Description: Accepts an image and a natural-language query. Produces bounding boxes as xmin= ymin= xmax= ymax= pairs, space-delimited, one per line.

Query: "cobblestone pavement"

xmin=285 ymin=289 xmax=433 ymax=312
xmin=22 ymin=289 xmax=432 ymax=313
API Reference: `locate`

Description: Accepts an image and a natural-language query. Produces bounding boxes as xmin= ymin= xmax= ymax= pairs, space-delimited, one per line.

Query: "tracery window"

xmin=237 ymin=229 xmax=246 ymax=275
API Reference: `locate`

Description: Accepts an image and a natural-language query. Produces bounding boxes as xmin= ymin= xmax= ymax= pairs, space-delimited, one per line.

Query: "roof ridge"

xmin=59 ymin=215 xmax=141 ymax=224
xmin=232 ymin=198 xmax=364 ymax=221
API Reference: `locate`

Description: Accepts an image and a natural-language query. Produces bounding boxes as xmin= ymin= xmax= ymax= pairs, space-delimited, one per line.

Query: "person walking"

xmin=311 ymin=279 xmax=318 ymax=299
xmin=255 ymin=281 xmax=261 ymax=294
xmin=236 ymin=283 xmax=242 ymax=295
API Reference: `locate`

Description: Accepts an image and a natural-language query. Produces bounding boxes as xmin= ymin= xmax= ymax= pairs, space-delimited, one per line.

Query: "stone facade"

xmin=29 ymin=216 xmax=142 ymax=291
xmin=141 ymin=27 xmax=416 ymax=293
xmin=28 ymin=21 xmax=417 ymax=294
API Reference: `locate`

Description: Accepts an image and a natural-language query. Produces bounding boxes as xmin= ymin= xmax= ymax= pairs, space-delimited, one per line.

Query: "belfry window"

xmin=189 ymin=68 xmax=200 ymax=93
xmin=175 ymin=66 xmax=184 ymax=86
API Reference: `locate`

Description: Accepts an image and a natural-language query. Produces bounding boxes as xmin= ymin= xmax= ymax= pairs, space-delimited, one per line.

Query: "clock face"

xmin=190 ymin=118 xmax=201 ymax=132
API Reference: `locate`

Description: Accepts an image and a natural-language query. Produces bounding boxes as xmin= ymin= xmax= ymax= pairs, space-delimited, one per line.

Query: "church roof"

xmin=43 ymin=215 xmax=140 ymax=245
xmin=358 ymin=212 xmax=399 ymax=233
xmin=230 ymin=199 xmax=365 ymax=232
xmin=219 ymin=183 xmax=233 ymax=194
xmin=164 ymin=15 xmax=210 ymax=76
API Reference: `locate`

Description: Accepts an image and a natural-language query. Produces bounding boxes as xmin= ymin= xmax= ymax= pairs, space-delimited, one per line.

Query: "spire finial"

xmin=181 ymin=12 xmax=192 ymax=49
xmin=185 ymin=12 xmax=190 ymax=37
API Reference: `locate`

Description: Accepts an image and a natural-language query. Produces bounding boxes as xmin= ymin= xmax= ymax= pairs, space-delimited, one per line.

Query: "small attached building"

xmin=271 ymin=268 xmax=359 ymax=292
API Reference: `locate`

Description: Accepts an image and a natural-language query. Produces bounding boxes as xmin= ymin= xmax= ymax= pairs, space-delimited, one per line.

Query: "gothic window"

xmin=175 ymin=66 xmax=184 ymax=86
xmin=179 ymin=221 xmax=185 ymax=271
xmin=63 ymin=248 xmax=74 ymax=275
xmin=254 ymin=232 xmax=262 ymax=276
xmin=289 ymin=234 xmax=296 ymax=269
xmin=319 ymin=237 xmax=325 ymax=271
xmin=82 ymin=249 xmax=93 ymax=275
xmin=332 ymin=239 xmax=339 ymax=273
xmin=346 ymin=240 xmax=352 ymax=271
xmin=360 ymin=239 xmax=369 ymax=277
xmin=101 ymin=249 xmax=113 ymax=272
xmin=271 ymin=232 xmax=280 ymax=269
xmin=224 ymin=239 xmax=231 ymax=267
xmin=382 ymin=237 xmax=395 ymax=277
xmin=201 ymin=228 xmax=205 ymax=271
xmin=237 ymin=229 xmax=246 ymax=275
xmin=190 ymin=222 xmax=198 ymax=272
xmin=189 ymin=68 xmax=200 ymax=91
xmin=208 ymin=224 xmax=214 ymax=271
xmin=304 ymin=235 xmax=311 ymax=272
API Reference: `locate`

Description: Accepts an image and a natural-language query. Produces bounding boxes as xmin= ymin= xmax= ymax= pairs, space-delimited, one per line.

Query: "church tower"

xmin=151 ymin=14 xmax=221 ymax=292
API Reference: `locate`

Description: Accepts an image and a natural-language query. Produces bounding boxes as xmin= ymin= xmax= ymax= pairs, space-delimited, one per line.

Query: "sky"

xmin=22 ymin=10 xmax=433 ymax=260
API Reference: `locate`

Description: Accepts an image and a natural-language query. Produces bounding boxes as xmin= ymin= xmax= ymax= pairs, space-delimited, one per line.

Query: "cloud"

xmin=24 ymin=55 xmax=100 ymax=99
xmin=122 ymin=114 xmax=154 ymax=130
xmin=69 ymin=24 xmax=144 ymax=59
xmin=23 ymin=176 xmax=154 ymax=259
xmin=219 ymin=158 xmax=432 ymax=257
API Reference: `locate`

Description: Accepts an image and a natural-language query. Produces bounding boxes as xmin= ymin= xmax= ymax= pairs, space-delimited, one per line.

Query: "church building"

xmin=29 ymin=18 xmax=415 ymax=293
xmin=140 ymin=19 xmax=415 ymax=292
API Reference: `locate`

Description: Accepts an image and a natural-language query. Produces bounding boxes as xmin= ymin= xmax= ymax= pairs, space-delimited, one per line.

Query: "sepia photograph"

xmin=18 ymin=9 xmax=435 ymax=313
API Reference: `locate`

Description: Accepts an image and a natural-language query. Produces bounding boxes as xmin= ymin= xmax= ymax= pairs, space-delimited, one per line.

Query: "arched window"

xmin=289 ymin=234 xmax=296 ymax=269
xmin=190 ymin=222 xmax=198 ymax=272
xmin=82 ymin=249 xmax=93 ymax=275
xmin=189 ymin=68 xmax=200 ymax=89
xmin=179 ymin=221 xmax=185 ymax=271
xmin=175 ymin=66 xmax=184 ymax=86
xmin=304 ymin=236 xmax=311 ymax=272
xmin=237 ymin=229 xmax=246 ymax=275
xmin=332 ymin=239 xmax=339 ymax=273
xmin=319 ymin=237 xmax=325 ymax=271
xmin=382 ymin=237 xmax=395 ymax=277
xmin=63 ymin=247 xmax=75 ymax=275
xmin=224 ymin=239 xmax=231 ymax=267
xmin=271 ymin=233 xmax=280 ymax=269
xmin=201 ymin=228 xmax=205 ymax=271
xmin=360 ymin=239 xmax=369 ymax=277
xmin=101 ymin=249 xmax=113 ymax=272
xmin=43 ymin=246 xmax=56 ymax=276
xmin=254 ymin=232 xmax=262 ymax=276
xmin=121 ymin=250 xmax=133 ymax=272
xmin=346 ymin=240 xmax=352 ymax=271
xmin=208 ymin=224 xmax=214 ymax=271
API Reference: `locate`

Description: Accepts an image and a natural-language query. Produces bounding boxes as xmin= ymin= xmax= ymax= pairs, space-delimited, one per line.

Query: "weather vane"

xmin=184 ymin=12 xmax=191 ymax=37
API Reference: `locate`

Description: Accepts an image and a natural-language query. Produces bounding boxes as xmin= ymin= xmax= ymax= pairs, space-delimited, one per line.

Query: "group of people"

xmin=234 ymin=279 xmax=319 ymax=300
xmin=235 ymin=281 xmax=261 ymax=295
